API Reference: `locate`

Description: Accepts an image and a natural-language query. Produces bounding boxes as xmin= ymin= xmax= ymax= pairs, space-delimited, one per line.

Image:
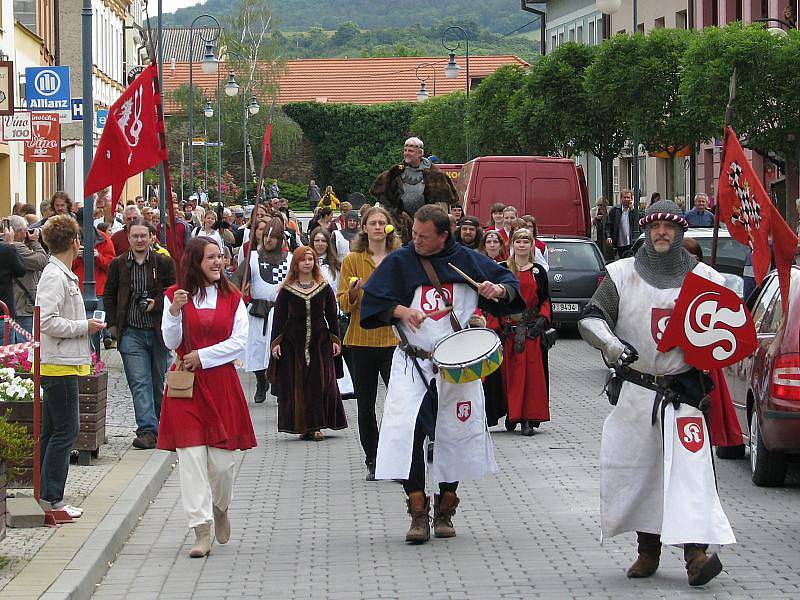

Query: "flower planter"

xmin=0 ymin=401 xmax=34 ymax=487
xmin=75 ymin=371 xmax=108 ymax=464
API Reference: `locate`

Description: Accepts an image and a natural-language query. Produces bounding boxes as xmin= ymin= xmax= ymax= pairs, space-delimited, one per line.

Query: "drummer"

xmin=360 ymin=205 xmax=524 ymax=544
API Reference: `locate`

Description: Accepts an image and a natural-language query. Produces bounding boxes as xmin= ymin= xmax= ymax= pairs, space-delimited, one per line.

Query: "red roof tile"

xmin=160 ymin=55 xmax=528 ymax=112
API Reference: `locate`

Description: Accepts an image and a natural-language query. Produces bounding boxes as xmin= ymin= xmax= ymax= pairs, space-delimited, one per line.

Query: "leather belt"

xmin=398 ymin=341 xmax=433 ymax=361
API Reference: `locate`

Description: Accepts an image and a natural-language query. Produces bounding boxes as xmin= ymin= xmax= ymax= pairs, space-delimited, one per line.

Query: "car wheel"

xmin=750 ymin=411 xmax=787 ymax=486
xmin=716 ymin=444 xmax=746 ymax=459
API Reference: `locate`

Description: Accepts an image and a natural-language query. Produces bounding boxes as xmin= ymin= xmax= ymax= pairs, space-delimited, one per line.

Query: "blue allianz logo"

xmin=33 ymin=70 xmax=62 ymax=97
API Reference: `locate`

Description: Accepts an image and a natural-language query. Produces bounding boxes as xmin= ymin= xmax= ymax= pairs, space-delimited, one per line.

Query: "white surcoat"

xmin=243 ymin=251 xmax=291 ymax=372
xmin=375 ymin=282 xmax=498 ymax=485
xmin=600 ymin=257 xmax=735 ymax=546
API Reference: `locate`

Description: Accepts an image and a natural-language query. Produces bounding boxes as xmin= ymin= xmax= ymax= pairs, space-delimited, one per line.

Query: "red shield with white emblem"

xmin=657 ymin=272 xmax=757 ymax=369
xmin=419 ymin=284 xmax=454 ymax=320
xmin=456 ymin=401 xmax=471 ymax=422
xmin=677 ymin=416 xmax=705 ymax=453
xmin=650 ymin=308 xmax=673 ymax=344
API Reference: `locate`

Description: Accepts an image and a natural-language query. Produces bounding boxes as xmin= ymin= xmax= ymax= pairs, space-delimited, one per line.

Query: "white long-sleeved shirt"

xmin=161 ymin=285 xmax=248 ymax=369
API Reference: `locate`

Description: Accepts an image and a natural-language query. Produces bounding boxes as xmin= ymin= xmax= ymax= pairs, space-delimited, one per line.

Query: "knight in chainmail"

xmin=578 ymin=200 xmax=736 ymax=587
xmin=369 ymin=137 xmax=459 ymax=242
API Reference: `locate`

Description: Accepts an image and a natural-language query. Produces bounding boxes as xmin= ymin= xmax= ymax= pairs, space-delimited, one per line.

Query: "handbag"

xmin=248 ymin=298 xmax=271 ymax=319
xmin=166 ymin=359 xmax=194 ymax=398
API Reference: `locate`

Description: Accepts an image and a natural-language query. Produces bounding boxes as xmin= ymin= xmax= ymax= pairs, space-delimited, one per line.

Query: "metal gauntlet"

xmin=578 ymin=317 xmax=631 ymax=365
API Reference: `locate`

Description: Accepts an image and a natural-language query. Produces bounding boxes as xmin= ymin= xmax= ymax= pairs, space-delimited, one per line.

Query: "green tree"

xmin=283 ymin=101 xmax=414 ymax=195
xmin=466 ymin=64 xmax=527 ymax=155
xmin=681 ymin=23 xmax=800 ymax=209
xmin=411 ymin=91 xmax=468 ymax=163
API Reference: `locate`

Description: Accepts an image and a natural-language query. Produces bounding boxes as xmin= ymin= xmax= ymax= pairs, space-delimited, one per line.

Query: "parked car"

xmin=541 ymin=236 xmax=606 ymax=326
xmin=722 ymin=267 xmax=800 ymax=486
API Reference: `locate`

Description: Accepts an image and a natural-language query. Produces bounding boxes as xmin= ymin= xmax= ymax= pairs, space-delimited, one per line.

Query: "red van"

xmin=456 ymin=156 xmax=591 ymax=237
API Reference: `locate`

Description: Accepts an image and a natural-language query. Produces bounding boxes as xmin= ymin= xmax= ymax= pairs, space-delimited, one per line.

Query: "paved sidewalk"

xmin=93 ymin=337 xmax=800 ymax=600
xmin=0 ymin=351 xmax=175 ymax=599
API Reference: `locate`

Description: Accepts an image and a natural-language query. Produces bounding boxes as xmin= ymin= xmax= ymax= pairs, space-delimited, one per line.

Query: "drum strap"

xmin=419 ymin=257 xmax=462 ymax=332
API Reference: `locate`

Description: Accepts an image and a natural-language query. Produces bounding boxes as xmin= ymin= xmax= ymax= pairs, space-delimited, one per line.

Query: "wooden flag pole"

xmin=710 ymin=68 xmax=737 ymax=268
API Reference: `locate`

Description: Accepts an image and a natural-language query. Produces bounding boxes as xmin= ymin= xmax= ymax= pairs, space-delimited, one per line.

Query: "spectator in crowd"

xmin=159 ymin=237 xmax=256 ymax=558
xmin=0 ymin=218 xmax=25 ymax=321
xmin=111 ymin=206 xmax=142 ymax=255
xmin=307 ymin=179 xmax=322 ymax=212
xmin=307 ymin=206 xmax=333 ymax=235
xmin=479 ymin=229 xmax=508 ymax=262
xmin=498 ymin=205 xmax=517 ymax=243
xmin=269 ymin=179 xmax=280 ymax=199
xmin=149 ymin=195 xmax=159 ymax=209
xmin=684 ymin=193 xmax=715 ymax=227
xmin=484 ymin=203 xmax=505 ymax=232
xmin=12 ymin=202 xmax=26 ymax=216
xmin=450 ymin=204 xmax=464 ymax=225
xmin=332 ymin=201 xmax=353 ymax=231
xmin=332 ymin=210 xmax=360 ymax=258
xmin=591 ymin=198 xmax=608 ymax=254
xmin=105 ymin=218 xmax=177 ymax=449
xmin=318 ymin=185 xmax=340 ymax=211
xmin=72 ymin=220 xmax=117 ymax=347
xmin=650 ymin=191 xmax=661 ymax=206
xmin=269 ymin=246 xmax=347 ymax=442
xmin=37 ymin=215 xmax=106 ymax=518
xmin=7 ymin=216 xmax=47 ymax=339
xmin=455 ymin=216 xmax=481 ymax=250
xmin=134 ymin=195 xmax=146 ymax=211
xmin=337 ymin=206 xmax=400 ymax=480
xmin=191 ymin=207 xmax=225 ymax=250
xmin=606 ymin=189 xmax=637 ymax=258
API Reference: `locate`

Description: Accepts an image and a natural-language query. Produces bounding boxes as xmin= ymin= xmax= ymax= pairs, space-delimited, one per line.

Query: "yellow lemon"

xmin=384 ymin=224 xmax=395 ymax=234
xmin=349 ymin=277 xmax=359 ymax=285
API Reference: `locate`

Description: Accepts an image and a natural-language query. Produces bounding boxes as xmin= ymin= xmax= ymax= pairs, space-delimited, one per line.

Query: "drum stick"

xmin=447 ymin=262 xmax=499 ymax=303
xmin=422 ymin=305 xmax=453 ymax=320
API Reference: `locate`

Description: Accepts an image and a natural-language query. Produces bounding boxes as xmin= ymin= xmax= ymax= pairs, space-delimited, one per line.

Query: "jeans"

xmin=349 ymin=346 xmax=393 ymax=465
xmin=40 ymin=376 xmax=79 ymax=506
xmin=118 ymin=327 xmax=169 ymax=435
xmin=12 ymin=315 xmax=33 ymax=343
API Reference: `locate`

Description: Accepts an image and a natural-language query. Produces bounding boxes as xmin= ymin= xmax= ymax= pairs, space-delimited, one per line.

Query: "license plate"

xmin=553 ymin=302 xmax=579 ymax=312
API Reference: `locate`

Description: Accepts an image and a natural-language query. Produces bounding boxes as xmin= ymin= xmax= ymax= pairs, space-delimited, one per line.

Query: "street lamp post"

xmin=596 ymin=0 xmax=639 ymax=205
xmin=203 ymin=98 xmax=212 ymax=195
xmin=188 ymin=14 xmax=221 ymax=201
xmin=415 ymin=62 xmax=436 ymax=102
xmin=441 ymin=26 xmax=471 ymax=160
xmin=243 ymin=95 xmax=260 ymax=203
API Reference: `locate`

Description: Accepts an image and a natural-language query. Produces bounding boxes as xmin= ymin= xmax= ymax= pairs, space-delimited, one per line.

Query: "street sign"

xmin=96 ymin=109 xmax=108 ymax=129
xmin=0 ymin=61 xmax=15 ymax=116
xmin=191 ymin=137 xmax=207 ymax=146
xmin=71 ymin=98 xmax=83 ymax=122
xmin=25 ymin=66 xmax=71 ymax=119
xmin=1 ymin=111 xmax=32 ymax=141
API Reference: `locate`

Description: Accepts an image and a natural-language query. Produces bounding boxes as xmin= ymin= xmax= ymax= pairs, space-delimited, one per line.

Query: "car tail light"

xmin=770 ymin=353 xmax=800 ymax=401
xmin=596 ymin=274 xmax=605 ymax=288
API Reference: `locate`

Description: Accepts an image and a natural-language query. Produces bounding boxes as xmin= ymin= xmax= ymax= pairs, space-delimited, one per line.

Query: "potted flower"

xmin=0 ymin=412 xmax=34 ymax=541
xmin=0 ymin=368 xmax=36 ymax=486
xmin=75 ymin=352 xmax=108 ymax=462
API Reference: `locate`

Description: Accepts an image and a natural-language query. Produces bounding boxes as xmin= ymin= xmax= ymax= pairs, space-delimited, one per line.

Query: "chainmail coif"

xmin=633 ymin=199 xmax=697 ymax=289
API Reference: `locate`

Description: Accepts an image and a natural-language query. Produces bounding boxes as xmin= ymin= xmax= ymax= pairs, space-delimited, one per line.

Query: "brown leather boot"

xmin=684 ymin=544 xmax=723 ymax=586
xmin=405 ymin=491 xmax=430 ymax=544
xmin=433 ymin=491 xmax=460 ymax=538
xmin=626 ymin=531 xmax=661 ymax=578
xmin=189 ymin=522 xmax=212 ymax=558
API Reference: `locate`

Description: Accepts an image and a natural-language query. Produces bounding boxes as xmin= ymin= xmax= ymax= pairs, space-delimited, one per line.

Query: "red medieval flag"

xmin=657 ymin=272 xmax=757 ymax=370
xmin=768 ymin=202 xmax=797 ymax=312
xmin=717 ymin=127 xmax=773 ymax=285
xmin=84 ymin=65 xmax=166 ymax=203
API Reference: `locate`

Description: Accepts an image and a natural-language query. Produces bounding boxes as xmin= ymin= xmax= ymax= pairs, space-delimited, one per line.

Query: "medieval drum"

xmin=432 ymin=328 xmax=503 ymax=384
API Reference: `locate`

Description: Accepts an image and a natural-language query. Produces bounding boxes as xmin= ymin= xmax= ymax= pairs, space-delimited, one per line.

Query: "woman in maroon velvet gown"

xmin=269 ymin=246 xmax=347 ymax=441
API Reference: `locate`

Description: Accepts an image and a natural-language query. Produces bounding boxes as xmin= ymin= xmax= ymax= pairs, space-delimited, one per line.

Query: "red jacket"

xmin=73 ymin=229 xmax=116 ymax=295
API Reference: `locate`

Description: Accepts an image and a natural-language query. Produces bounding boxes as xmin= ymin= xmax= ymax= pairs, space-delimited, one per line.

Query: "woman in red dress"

xmin=498 ymin=228 xmax=551 ymax=436
xmin=478 ymin=229 xmax=508 ymax=263
xmin=158 ymin=237 xmax=256 ymax=558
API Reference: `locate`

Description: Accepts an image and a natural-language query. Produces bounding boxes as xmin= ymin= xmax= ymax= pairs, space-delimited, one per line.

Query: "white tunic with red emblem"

xmin=600 ymin=257 xmax=735 ymax=546
xmin=375 ymin=282 xmax=499 ymax=484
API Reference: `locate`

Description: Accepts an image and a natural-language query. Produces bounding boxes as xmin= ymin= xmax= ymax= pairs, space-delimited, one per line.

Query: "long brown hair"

xmin=506 ymin=228 xmax=534 ymax=274
xmin=350 ymin=206 xmax=400 ymax=253
xmin=180 ymin=237 xmax=236 ymax=300
xmin=478 ymin=229 xmax=508 ymax=261
xmin=309 ymin=226 xmax=341 ymax=274
xmin=283 ymin=246 xmax=325 ymax=287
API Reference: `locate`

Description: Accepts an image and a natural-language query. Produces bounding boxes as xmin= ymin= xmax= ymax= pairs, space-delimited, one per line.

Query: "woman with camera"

xmin=158 ymin=236 xmax=256 ymax=558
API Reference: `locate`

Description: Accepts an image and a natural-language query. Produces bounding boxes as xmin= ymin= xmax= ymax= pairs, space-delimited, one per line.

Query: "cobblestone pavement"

xmin=0 ymin=351 xmax=138 ymax=591
xmin=93 ymin=335 xmax=800 ymax=600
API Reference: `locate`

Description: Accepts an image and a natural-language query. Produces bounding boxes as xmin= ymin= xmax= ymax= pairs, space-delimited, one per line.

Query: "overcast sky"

xmin=162 ymin=0 xmax=203 ymax=13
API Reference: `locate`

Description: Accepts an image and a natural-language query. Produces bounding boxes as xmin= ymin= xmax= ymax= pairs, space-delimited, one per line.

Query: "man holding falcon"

xmin=579 ymin=200 xmax=744 ymax=587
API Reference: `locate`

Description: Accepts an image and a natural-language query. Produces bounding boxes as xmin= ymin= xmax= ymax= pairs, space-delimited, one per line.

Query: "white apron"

xmin=375 ymin=282 xmax=498 ymax=484
xmin=319 ymin=260 xmax=354 ymax=395
xmin=599 ymin=258 xmax=734 ymax=546
xmin=243 ymin=251 xmax=291 ymax=372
